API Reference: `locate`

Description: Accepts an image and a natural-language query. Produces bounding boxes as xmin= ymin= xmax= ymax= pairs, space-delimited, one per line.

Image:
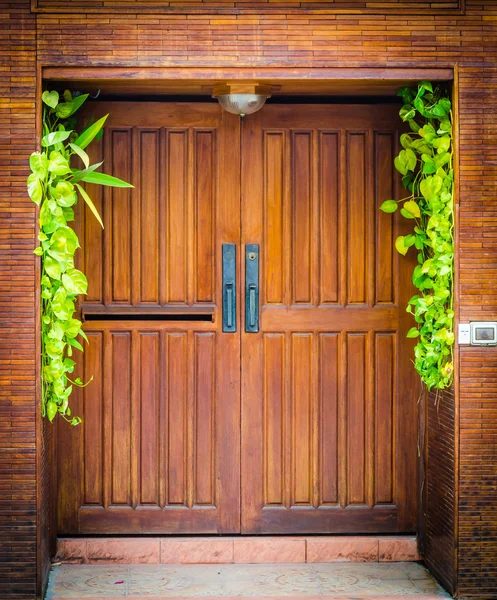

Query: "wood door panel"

xmin=58 ymin=103 xmax=241 ymax=535
xmin=241 ymin=104 xmax=418 ymax=534
xmin=59 ymin=322 xmax=236 ymax=534
xmin=80 ymin=104 xmax=222 ymax=311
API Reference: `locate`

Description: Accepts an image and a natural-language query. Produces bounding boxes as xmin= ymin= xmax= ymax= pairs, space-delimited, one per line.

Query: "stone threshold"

xmin=56 ymin=535 xmax=421 ymax=565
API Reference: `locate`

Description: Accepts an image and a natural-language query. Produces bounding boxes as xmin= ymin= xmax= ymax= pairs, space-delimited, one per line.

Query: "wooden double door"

xmin=58 ymin=102 xmax=418 ymax=535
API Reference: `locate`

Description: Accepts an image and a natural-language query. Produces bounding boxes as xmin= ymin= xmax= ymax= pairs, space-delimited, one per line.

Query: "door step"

xmin=55 ymin=535 xmax=421 ymax=565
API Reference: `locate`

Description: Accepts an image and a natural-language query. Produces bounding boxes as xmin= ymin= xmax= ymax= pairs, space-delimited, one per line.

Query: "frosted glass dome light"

xmin=213 ymin=83 xmax=271 ymax=118
xmin=217 ymin=94 xmax=268 ymax=117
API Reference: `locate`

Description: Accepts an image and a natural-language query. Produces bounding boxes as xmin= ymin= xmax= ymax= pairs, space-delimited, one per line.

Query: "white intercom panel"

xmin=458 ymin=322 xmax=497 ymax=346
xmin=470 ymin=322 xmax=497 ymax=346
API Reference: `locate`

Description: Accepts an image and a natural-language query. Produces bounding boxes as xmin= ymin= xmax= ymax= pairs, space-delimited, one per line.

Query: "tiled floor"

xmin=46 ymin=562 xmax=451 ymax=599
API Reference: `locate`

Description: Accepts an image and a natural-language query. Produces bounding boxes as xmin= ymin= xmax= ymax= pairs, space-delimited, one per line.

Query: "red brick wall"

xmin=1 ymin=0 xmax=497 ymax=597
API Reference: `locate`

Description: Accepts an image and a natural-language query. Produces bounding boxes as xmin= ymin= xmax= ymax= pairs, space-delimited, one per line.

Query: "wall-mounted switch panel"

xmin=458 ymin=323 xmax=470 ymax=345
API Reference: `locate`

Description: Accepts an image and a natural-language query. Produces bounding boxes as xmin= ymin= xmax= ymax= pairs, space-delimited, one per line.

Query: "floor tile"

xmin=128 ymin=565 xmax=225 ymax=597
xmin=400 ymin=562 xmax=435 ymax=580
xmin=311 ymin=563 xmax=409 ymax=580
xmin=46 ymin=562 xmax=451 ymax=599
xmin=223 ymin=564 xmax=321 ymax=596
xmin=47 ymin=565 xmax=129 ymax=598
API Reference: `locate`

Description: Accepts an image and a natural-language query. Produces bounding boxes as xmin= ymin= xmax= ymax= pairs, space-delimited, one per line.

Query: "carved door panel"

xmin=240 ymin=104 xmax=418 ymax=534
xmin=57 ymin=103 xmax=241 ymax=534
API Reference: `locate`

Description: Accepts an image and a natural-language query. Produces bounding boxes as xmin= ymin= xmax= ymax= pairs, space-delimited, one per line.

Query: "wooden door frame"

xmin=36 ymin=62 xmax=457 ymax=588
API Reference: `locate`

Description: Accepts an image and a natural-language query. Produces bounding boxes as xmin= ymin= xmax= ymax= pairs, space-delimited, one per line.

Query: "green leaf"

xmin=432 ymin=98 xmax=451 ymax=117
xmin=42 ymin=90 xmax=59 ymax=109
xmin=50 ymin=226 xmax=80 ymax=254
xmin=73 ymin=114 xmax=108 ymax=150
xmin=64 ymin=318 xmax=82 ymax=339
xmin=70 ymin=161 xmax=104 ymax=184
xmin=44 ymin=359 xmax=65 ymax=383
xmin=433 ymin=134 xmax=451 ymax=153
xmin=394 ymin=155 xmax=408 ymax=176
xmin=62 ymin=268 xmax=88 ymax=295
xmin=379 ymin=200 xmax=398 ymax=214
xmin=400 ymin=208 xmax=415 ymax=220
xmin=407 ymin=327 xmax=420 ymax=338
xmin=422 ymin=160 xmax=436 ymax=174
xmin=41 ymin=130 xmax=72 ymax=148
xmin=48 ymin=150 xmax=72 ymax=176
xmin=33 ymin=246 xmax=43 ymax=256
xmin=399 ymin=105 xmax=416 ymax=121
xmin=30 ymin=151 xmax=48 ymax=178
xmin=395 ymin=235 xmax=409 ymax=256
xmin=68 ymin=93 xmax=88 ymax=115
xmin=80 ymin=171 xmax=134 ymax=188
xmin=403 ymin=200 xmax=421 ymax=219
xmin=75 ymin=183 xmax=104 ymax=228
xmin=438 ymin=119 xmax=452 ymax=134
xmin=55 ymin=93 xmax=89 ymax=119
xmin=43 ymin=256 xmax=62 ymax=280
xmin=45 ymin=339 xmax=65 ymax=359
xmin=405 ymin=148 xmax=417 ymax=171
xmin=400 ymin=133 xmax=413 ymax=149
xmin=69 ymin=143 xmax=90 ymax=168
xmin=409 ymin=119 xmax=421 ymax=133
xmin=419 ymin=80 xmax=433 ymax=94
xmin=68 ymin=337 xmax=84 ymax=352
xmin=27 ymin=173 xmax=43 ymax=205
xmin=52 ymin=181 xmax=77 ymax=207
xmin=47 ymin=401 xmax=58 ymax=421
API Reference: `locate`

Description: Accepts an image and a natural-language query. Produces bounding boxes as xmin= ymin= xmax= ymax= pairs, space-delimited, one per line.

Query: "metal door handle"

xmin=248 ymin=285 xmax=257 ymax=328
xmin=245 ymin=244 xmax=259 ymax=333
xmin=222 ymin=244 xmax=236 ymax=332
xmin=226 ymin=284 xmax=234 ymax=329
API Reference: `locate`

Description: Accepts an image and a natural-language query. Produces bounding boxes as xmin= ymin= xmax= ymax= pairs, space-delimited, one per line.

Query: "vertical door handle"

xmin=245 ymin=244 xmax=259 ymax=333
xmin=222 ymin=244 xmax=236 ymax=332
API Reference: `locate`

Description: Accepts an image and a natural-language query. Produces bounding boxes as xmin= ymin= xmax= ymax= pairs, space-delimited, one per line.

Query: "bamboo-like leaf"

xmin=80 ymin=172 xmax=134 ymax=188
xmin=75 ymin=183 xmax=104 ymax=228
xmin=70 ymin=161 xmax=104 ymax=183
xmin=73 ymin=114 xmax=108 ymax=150
xmin=69 ymin=143 xmax=90 ymax=168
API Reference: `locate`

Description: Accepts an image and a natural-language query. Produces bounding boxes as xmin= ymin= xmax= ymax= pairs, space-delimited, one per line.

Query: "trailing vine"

xmin=380 ymin=81 xmax=454 ymax=391
xmin=29 ymin=90 xmax=132 ymax=424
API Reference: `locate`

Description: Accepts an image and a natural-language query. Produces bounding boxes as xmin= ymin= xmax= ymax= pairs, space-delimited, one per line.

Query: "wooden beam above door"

xmin=42 ymin=67 xmax=454 ymax=98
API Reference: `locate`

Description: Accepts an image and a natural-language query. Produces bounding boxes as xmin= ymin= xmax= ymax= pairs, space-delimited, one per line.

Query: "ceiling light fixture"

xmin=213 ymin=83 xmax=271 ymax=118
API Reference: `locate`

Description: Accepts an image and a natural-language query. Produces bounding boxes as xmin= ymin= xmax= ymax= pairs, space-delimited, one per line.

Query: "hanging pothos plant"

xmin=381 ymin=81 xmax=454 ymax=391
xmin=29 ymin=90 xmax=132 ymax=424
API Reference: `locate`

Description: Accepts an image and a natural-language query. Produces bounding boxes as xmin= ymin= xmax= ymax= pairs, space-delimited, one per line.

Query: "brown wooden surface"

xmin=57 ymin=103 xmax=242 ymax=535
xmin=1 ymin=0 xmax=497 ymax=597
xmin=240 ymin=104 xmax=418 ymax=534
xmin=58 ymin=102 xmax=419 ymax=537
